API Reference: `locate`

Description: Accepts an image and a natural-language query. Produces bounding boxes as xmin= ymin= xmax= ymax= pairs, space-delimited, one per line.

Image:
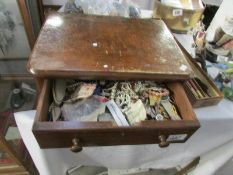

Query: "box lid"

xmin=28 ymin=13 xmax=192 ymax=81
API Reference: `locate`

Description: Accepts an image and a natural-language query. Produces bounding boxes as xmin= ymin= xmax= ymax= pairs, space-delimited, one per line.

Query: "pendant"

xmin=148 ymin=91 xmax=161 ymax=106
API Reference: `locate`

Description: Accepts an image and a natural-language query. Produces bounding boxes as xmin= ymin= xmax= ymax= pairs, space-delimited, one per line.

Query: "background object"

xmin=202 ymin=0 xmax=223 ymax=6
xmin=37 ymin=0 xmax=45 ymax=22
xmin=24 ymin=0 xmax=41 ymax=38
xmin=17 ymin=0 xmax=42 ymax=48
xmin=0 ymin=79 xmax=37 ymax=174
xmin=0 ymin=0 xmax=31 ymax=59
xmin=17 ymin=0 xmax=36 ymax=49
xmin=0 ymin=59 xmax=29 ymax=77
xmin=206 ymin=0 xmax=233 ymax=42
xmin=62 ymin=0 xmax=141 ymax=18
xmin=202 ymin=5 xmax=219 ymax=29
xmin=39 ymin=0 xmax=156 ymax=22
xmin=153 ymin=0 xmax=204 ymax=33
xmin=0 ymin=85 xmax=37 ymax=174
xmin=0 ymin=0 xmax=41 ymax=78
xmin=42 ymin=0 xmax=155 ymax=10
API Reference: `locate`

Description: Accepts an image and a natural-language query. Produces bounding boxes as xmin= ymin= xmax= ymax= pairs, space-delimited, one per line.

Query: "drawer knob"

xmin=158 ymin=135 xmax=169 ymax=148
xmin=71 ymin=138 xmax=83 ymax=153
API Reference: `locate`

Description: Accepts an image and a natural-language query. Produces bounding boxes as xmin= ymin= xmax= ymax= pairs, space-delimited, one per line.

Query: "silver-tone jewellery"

xmin=155 ymin=113 xmax=164 ymax=121
xmin=115 ymin=90 xmax=131 ymax=112
xmin=120 ymin=82 xmax=138 ymax=100
xmin=102 ymin=82 xmax=118 ymax=99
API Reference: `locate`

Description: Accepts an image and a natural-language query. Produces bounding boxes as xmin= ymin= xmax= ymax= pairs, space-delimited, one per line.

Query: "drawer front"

xmin=33 ymin=80 xmax=200 ymax=150
xmin=33 ymin=121 xmax=198 ymax=148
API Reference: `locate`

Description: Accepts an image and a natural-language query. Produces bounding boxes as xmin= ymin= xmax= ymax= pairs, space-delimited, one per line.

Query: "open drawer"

xmin=33 ymin=79 xmax=200 ymax=152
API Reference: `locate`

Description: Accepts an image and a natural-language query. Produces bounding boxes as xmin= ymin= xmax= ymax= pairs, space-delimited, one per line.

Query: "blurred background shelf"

xmin=0 ymin=78 xmax=38 ymax=175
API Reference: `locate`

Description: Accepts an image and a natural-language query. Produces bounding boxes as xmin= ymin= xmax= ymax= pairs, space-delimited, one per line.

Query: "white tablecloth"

xmin=14 ymin=99 xmax=233 ymax=175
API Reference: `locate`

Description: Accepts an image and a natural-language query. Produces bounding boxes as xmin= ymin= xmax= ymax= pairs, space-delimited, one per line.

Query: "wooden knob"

xmin=70 ymin=138 xmax=83 ymax=153
xmin=158 ymin=135 xmax=169 ymax=148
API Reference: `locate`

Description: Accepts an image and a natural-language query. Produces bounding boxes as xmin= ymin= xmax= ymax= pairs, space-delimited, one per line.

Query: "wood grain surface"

xmin=29 ymin=13 xmax=192 ymax=81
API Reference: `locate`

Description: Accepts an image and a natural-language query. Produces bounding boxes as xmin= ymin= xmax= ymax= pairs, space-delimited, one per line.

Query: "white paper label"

xmin=106 ymin=100 xmax=129 ymax=126
xmin=173 ymin=9 xmax=183 ymax=16
xmin=180 ymin=64 xmax=188 ymax=71
xmin=167 ymin=134 xmax=187 ymax=142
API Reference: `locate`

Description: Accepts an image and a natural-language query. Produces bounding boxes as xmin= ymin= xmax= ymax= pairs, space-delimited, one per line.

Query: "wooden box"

xmin=178 ymin=43 xmax=223 ymax=108
xmin=28 ymin=13 xmax=200 ymax=151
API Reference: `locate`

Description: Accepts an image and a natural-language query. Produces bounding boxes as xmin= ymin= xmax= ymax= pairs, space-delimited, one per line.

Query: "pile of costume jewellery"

xmin=49 ymin=80 xmax=181 ymax=126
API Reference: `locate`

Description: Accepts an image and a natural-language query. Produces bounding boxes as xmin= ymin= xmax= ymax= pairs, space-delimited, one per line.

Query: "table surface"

xmin=14 ymin=98 xmax=233 ymax=175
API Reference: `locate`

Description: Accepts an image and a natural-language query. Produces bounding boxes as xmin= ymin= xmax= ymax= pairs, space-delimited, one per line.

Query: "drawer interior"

xmin=185 ymin=58 xmax=222 ymax=99
xmin=33 ymin=79 xmax=199 ymax=148
xmin=175 ymin=38 xmax=223 ymax=107
xmin=36 ymin=79 xmax=197 ymax=122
